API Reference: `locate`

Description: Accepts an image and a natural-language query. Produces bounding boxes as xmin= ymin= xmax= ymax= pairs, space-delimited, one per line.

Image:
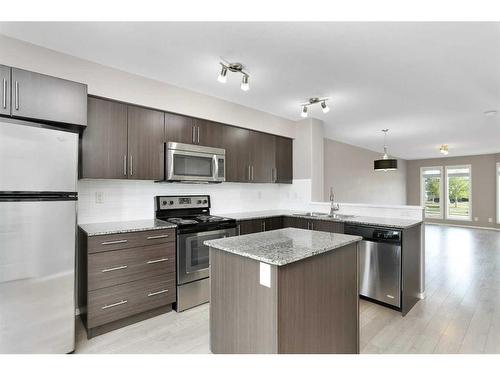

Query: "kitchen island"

xmin=204 ymin=228 xmax=362 ymax=354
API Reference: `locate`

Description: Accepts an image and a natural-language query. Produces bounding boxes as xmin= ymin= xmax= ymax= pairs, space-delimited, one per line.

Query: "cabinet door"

xmin=250 ymin=131 xmax=276 ymax=183
xmin=238 ymin=219 xmax=263 ymax=235
xmin=0 ymin=65 xmax=10 ymax=116
xmin=165 ymin=112 xmax=195 ymax=144
xmin=275 ymin=136 xmax=293 ymax=184
xmin=282 ymin=217 xmax=309 ymax=229
xmin=264 ymin=217 xmax=283 ymax=231
xmin=127 ymin=105 xmax=165 ymax=180
xmin=194 ymin=119 xmax=224 ymax=148
xmin=309 ymin=220 xmax=344 ymax=233
xmin=11 ymin=67 xmax=87 ymax=126
xmin=82 ymin=97 xmax=128 ymax=179
xmin=223 ymin=126 xmax=251 ymax=182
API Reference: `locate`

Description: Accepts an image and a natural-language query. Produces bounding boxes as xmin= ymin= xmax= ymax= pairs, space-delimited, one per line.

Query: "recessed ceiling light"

xmin=483 ymin=110 xmax=498 ymax=117
xmin=440 ymin=144 xmax=449 ymax=155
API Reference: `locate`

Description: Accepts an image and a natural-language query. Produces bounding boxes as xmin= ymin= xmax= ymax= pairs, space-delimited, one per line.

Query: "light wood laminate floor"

xmin=75 ymin=224 xmax=500 ymax=354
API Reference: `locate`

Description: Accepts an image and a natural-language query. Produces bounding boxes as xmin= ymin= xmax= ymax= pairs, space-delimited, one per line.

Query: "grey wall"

xmin=323 ymin=138 xmax=407 ymax=204
xmin=407 ymin=153 xmax=500 ymax=229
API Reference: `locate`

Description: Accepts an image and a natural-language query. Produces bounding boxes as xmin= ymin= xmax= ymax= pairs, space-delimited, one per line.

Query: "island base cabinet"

xmin=209 ymin=243 xmax=359 ymax=354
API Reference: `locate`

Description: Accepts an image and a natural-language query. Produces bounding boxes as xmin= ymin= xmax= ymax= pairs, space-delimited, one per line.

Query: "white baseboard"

xmin=426 ymin=222 xmax=500 ymax=231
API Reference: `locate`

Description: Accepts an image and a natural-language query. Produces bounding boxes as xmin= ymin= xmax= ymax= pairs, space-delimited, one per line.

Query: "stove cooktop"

xmin=165 ymin=215 xmax=232 ymax=226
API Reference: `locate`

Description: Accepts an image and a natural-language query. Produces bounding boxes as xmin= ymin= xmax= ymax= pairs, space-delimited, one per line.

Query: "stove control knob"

xmin=197 ymin=200 xmax=202 ymax=204
xmin=162 ymin=200 xmax=167 ymax=206
xmin=168 ymin=200 xmax=174 ymax=205
xmin=203 ymin=199 xmax=208 ymax=204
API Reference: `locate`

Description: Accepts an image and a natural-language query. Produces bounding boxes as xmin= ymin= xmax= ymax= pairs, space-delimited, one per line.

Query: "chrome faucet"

xmin=329 ymin=187 xmax=340 ymax=216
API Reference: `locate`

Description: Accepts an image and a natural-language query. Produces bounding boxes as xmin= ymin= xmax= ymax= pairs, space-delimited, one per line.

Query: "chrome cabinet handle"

xmin=102 ymin=300 xmax=127 ymax=310
xmin=192 ymin=125 xmax=195 ymax=143
xmin=147 ymin=258 xmax=169 ymax=264
xmin=197 ymin=126 xmax=200 ymax=144
xmin=2 ymin=78 xmax=6 ymax=109
xmin=237 ymin=225 xmax=241 ymax=235
xmin=148 ymin=289 xmax=168 ymax=297
xmin=248 ymin=165 xmax=251 ymax=181
xmin=14 ymin=81 xmax=19 ymax=110
xmin=123 ymin=155 xmax=127 ymax=176
xmin=262 ymin=221 xmax=266 ymax=231
xmin=251 ymin=165 xmax=254 ymax=181
xmin=101 ymin=265 xmax=128 ymax=273
xmin=146 ymin=234 xmax=169 ymax=240
xmin=101 ymin=239 xmax=128 ymax=245
xmin=129 ymin=155 xmax=133 ymax=176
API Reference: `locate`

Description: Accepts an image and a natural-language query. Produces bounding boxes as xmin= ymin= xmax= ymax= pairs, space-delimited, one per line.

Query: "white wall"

xmin=0 ymin=35 xmax=296 ymax=138
xmin=323 ymin=138 xmax=407 ymax=205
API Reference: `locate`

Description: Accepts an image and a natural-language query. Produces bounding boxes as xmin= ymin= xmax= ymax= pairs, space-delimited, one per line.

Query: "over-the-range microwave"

xmin=162 ymin=142 xmax=225 ymax=183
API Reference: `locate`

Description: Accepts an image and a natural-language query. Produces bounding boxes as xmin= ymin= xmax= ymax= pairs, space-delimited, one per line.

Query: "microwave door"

xmin=215 ymin=155 xmax=225 ymax=182
xmin=168 ymin=149 xmax=215 ymax=182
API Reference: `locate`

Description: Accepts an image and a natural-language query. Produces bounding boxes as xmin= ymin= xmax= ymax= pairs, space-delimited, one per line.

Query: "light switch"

xmin=259 ymin=262 xmax=271 ymax=288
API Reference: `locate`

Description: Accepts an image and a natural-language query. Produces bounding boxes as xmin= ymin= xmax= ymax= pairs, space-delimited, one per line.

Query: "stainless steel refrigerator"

xmin=0 ymin=118 xmax=78 ymax=353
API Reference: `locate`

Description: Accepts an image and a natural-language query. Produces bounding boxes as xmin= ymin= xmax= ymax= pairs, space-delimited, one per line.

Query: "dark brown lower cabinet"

xmin=78 ymin=227 xmax=176 ymax=338
xmin=238 ymin=217 xmax=284 ymax=235
xmin=282 ymin=217 xmax=344 ymax=233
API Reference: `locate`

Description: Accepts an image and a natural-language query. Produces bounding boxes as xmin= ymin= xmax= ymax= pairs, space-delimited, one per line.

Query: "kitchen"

xmin=0 ymin=10 xmax=499 ymax=374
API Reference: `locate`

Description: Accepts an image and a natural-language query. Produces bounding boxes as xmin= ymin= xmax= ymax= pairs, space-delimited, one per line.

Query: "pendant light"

xmin=374 ymin=129 xmax=398 ymax=171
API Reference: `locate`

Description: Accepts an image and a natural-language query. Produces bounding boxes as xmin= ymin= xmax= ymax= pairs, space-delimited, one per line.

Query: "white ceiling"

xmin=1 ymin=22 xmax=499 ymax=160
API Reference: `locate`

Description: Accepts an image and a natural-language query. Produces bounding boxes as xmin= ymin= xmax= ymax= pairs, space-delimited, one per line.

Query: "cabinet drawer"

xmin=88 ymin=228 xmax=175 ymax=253
xmin=88 ymin=243 xmax=175 ymax=291
xmin=87 ymin=275 xmax=175 ymax=328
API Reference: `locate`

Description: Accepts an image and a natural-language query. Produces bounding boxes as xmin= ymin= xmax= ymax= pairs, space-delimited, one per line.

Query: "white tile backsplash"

xmin=77 ymin=178 xmax=422 ymax=224
xmin=77 ymin=179 xmax=312 ymax=224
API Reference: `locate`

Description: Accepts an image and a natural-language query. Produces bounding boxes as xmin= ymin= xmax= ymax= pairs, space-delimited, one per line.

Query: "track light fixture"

xmin=299 ymin=97 xmax=330 ymax=117
xmin=217 ymin=59 xmax=250 ymax=91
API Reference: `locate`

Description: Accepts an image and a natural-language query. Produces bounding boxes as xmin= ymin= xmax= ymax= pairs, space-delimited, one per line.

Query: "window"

xmin=445 ymin=165 xmax=471 ymax=221
xmin=497 ymin=163 xmax=500 ymax=224
xmin=421 ymin=167 xmax=443 ymax=219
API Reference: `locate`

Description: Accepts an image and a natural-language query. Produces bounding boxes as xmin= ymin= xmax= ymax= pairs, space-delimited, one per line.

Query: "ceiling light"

xmin=321 ymin=100 xmax=330 ymax=113
xmin=217 ymin=65 xmax=228 ymax=83
xmin=299 ymin=97 xmax=330 ymax=118
xmin=217 ymin=59 xmax=250 ymax=91
xmin=484 ymin=110 xmax=498 ymax=117
xmin=440 ymin=144 xmax=449 ymax=155
xmin=241 ymin=74 xmax=249 ymax=91
xmin=374 ymin=129 xmax=398 ymax=171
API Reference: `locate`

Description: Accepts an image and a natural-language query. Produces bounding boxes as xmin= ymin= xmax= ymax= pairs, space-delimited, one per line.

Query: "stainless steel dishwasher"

xmin=344 ymin=224 xmax=402 ymax=309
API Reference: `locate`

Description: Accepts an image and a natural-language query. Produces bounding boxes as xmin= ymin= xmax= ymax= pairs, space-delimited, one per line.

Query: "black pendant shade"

xmin=374 ymin=158 xmax=398 ymax=171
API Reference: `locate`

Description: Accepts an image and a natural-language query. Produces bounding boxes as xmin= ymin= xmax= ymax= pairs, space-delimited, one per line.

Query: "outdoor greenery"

xmin=424 ymin=176 xmax=470 ymax=218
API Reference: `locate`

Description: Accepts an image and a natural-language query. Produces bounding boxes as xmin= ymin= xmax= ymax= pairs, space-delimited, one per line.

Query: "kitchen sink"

xmin=292 ymin=212 xmax=355 ymax=219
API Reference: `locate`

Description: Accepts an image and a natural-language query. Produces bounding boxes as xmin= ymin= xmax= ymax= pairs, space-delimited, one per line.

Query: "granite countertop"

xmin=79 ymin=219 xmax=177 ymax=237
xmin=218 ymin=210 xmax=423 ymax=229
xmin=204 ymin=227 xmax=362 ymax=266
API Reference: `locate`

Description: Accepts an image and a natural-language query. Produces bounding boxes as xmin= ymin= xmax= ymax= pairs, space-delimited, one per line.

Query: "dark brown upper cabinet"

xmin=250 ymin=131 xmax=276 ymax=183
xmin=10 ymin=67 xmax=87 ymax=126
xmin=127 ymin=106 xmax=165 ymax=180
xmin=222 ymin=125 xmax=251 ymax=182
xmin=164 ymin=112 xmax=194 ymax=144
xmin=0 ymin=65 xmax=11 ymax=116
xmin=275 ymin=136 xmax=293 ymax=184
xmin=195 ymin=119 xmax=224 ymax=148
xmin=82 ymin=97 xmax=128 ymax=179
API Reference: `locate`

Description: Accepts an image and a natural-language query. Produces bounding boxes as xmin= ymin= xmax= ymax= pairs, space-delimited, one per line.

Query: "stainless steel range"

xmin=154 ymin=195 xmax=237 ymax=311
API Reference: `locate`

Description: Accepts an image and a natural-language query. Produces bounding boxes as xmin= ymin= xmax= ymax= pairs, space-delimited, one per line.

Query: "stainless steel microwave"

xmin=165 ymin=142 xmax=225 ymax=183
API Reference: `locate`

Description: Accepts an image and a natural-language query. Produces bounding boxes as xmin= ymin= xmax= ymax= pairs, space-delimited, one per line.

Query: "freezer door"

xmin=0 ymin=120 xmax=78 ymax=192
xmin=0 ymin=200 xmax=76 ymax=353
xmin=359 ymin=240 xmax=402 ymax=308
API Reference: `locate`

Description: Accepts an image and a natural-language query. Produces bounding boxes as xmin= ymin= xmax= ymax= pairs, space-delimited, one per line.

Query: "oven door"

xmin=167 ymin=148 xmax=217 ymax=182
xmin=177 ymin=227 xmax=237 ymax=285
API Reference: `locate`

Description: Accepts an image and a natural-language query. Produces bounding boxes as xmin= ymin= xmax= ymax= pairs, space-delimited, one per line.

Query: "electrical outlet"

xmin=95 ymin=191 xmax=104 ymax=204
xmin=474 ymin=217 xmax=479 ymax=222
xmin=489 ymin=218 xmax=493 ymax=223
